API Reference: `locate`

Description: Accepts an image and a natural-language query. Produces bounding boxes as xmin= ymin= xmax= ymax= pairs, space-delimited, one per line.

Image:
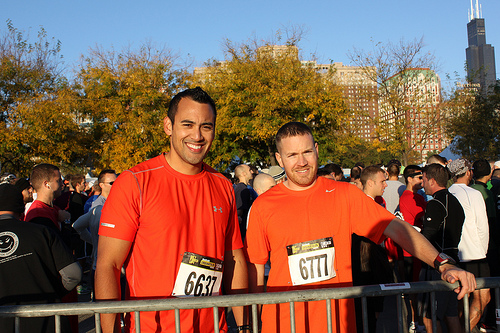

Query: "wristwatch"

xmin=434 ymin=252 xmax=456 ymax=271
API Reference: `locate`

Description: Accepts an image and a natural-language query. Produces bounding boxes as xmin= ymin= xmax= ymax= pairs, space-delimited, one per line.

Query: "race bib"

xmin=287 ymin=237 xmax=336 ymax=286
xmin=172 ymin=252 xmax=223 ymax=297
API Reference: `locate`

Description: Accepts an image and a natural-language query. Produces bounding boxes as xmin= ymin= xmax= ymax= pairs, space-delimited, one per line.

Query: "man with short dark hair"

xmin=361 ymin=165 xmax=388 ymax=207
xmin=0 ymin=183 xmax=81 ymax=333
xmin=322 ymin=163 xmax=343 ymax=181
xmin=245 ymin=122 xmax=476 ymax=333
xmin=26 ymin=163 xmax=69 ymax=233
xmin=96 ymin=87 xmax=248 ymax=333
xmin=398 ymin=164 xmax=427 ymax=333
xmin=420 ymin=163 xmax=465 ymax=333
xmin=383 ymin=163 xmax=405 ymax=213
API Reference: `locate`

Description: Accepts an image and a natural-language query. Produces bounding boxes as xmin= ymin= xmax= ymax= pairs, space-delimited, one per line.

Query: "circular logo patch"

xmin=0 ymin=232 xmax=19 ymax=257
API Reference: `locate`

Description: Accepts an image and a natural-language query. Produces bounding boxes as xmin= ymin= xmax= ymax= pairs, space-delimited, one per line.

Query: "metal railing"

xmin=1 ymin=277 xmax=499 ymax=333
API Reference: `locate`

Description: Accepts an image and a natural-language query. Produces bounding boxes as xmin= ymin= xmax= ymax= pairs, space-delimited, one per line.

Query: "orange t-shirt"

xmin=99 ymin=155 xmax=242 ymax=333
xmin=245 ymin=177 xmax=395 ymax=333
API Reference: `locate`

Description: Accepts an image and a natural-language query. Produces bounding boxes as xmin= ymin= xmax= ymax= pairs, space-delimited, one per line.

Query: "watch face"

xmin=439 ymin=253 xmax=449 ymax=261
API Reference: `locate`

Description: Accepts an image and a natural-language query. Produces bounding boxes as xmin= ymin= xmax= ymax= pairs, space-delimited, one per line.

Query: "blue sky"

xmin=2 ymin=0 xmax=499 ymax=89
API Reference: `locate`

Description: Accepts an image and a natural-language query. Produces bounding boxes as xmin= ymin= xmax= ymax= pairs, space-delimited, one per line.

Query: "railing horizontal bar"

xmin=1 ymin=278 xmax=497 ymax=318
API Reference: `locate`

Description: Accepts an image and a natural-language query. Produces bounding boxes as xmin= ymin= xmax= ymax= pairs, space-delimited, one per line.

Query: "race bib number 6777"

xmin=172 ymin=252 xmax=223 ymax=297
xmin=287 ymin=237 xmax=335 ymax=286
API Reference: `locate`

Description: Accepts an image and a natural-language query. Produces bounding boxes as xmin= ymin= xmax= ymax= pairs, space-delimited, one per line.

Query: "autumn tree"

xmin=0 ymin=21 xmax=89 ymax=176
xmin=446 ymin=81 xmax=500 ymax=161
xmin=348 ymin=38 xmax=445 ymax=165
xmin=192 ymin=36 xmax=348 ymax=168
xmin=75 ymin=43 xmax=188 ymax=172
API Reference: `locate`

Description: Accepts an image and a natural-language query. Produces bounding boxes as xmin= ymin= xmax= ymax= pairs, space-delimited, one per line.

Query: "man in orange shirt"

xmin=96 ymin=87 xmax=248 ymax=333
xmin=245 ymin=122 xmax=476 ymax=333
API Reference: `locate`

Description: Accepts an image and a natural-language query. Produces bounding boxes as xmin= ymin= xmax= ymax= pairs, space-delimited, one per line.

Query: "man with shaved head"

xmin=252 ymin=173 xmax=276 ymax=196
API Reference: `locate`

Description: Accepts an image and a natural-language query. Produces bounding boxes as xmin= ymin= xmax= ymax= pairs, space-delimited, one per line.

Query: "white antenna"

xmin=480 ymin=4 xmax=482 ymax=18
xmin=475 ymin=0 xmax=479 ymax=18
xmin=470 ymin=0 xmax=474 ymax=20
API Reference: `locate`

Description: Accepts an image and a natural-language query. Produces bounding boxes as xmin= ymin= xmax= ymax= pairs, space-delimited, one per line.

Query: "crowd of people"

xmin=0 ymin=86 xmax=498 ymax=333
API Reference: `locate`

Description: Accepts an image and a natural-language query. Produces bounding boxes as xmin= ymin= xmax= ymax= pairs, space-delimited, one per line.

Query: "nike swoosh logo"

xmin=326 ymin=189 xmax=335 ymax=193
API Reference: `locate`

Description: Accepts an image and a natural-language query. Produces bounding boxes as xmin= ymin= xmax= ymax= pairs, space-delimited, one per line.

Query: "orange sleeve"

xmin=99 ymin=171 xmax=141 ymax=242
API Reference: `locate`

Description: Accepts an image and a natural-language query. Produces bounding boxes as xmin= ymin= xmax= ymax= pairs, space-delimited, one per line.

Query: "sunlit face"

xmin=48 ymin=170 xmax=63 ymax=198
xmin=164 ymin=98 xmax=215 ymax=175
xmin=99 ymin=173 xmax=117 ymax=196
xmin=371 ymin=171 xmax=388 ymax=197
xmin=276 ymin=133 xmax=319 ymax=191
xmin=422 ymin=173 xmax=432 ymax=195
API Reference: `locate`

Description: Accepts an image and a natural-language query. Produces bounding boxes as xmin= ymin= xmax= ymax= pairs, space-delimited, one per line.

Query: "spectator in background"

xmin=350 ymin=166 xmax=363 ymax=190
xmin=361 ymin=165 xmax=388 ymax=208
xmin=383 ymin=162 xmax=405 ymax=213
xmin=84 ymin=182 xmax=101 ymax=214
xmin=233 ymin=164 xmax=255 ymax=240
xmin=0 ymin=183 xmax=81 ymax=333
xmin=252 ymin=173 xmax=276 ymax=196
xmin=14 ymin=177 xmax=33 ymax=219
xmin=267 ymin=165 xmax=286 ymax=184
xmin=323 ymin=163 xmax=344 ymax=181
xmin=26 ymin=164 xmax=70 ymax=234
xmin=420 ymin=163 xmax=464 ymax=333
xmin=448 ymin=158 xmax=490 ymax=331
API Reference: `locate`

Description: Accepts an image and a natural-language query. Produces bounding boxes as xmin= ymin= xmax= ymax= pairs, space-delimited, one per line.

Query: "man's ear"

xmin=164 ymin=116 xmax=172 ymax=136
xmin=276 ymin=152 xmax=283 ymax=168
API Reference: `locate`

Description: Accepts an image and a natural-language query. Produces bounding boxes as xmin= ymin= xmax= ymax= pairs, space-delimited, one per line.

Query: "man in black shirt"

xmin=420 ymin=164 xmax=465 ymax=333
xmin=0 ymin=184 xmax=81 ymax=333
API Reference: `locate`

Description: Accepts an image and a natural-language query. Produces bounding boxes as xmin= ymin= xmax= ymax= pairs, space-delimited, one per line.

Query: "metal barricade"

xmin=1 ymin=277 xmax=499 ymax=333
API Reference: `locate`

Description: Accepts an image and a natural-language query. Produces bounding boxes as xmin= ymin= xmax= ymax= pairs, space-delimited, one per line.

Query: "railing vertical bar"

xmin=175 ymin=309 xmax=181 ymax=333
xmin=55 ymin=314 xmax=61 ymax=333
xmin=95 ymin=313 xmax=102 ymax=333
xmin=361 ymin=296 xmax=369 ymax=333
xmin=14 ymin=316 xmax=20 ymax=333
xmin=213 ymin=307 xmax=220 ymax=333
xmin=464 ymin=293 xmax=470 ymax=333
xmin=326 ymin=299 xmax=332 ymax=333
xmin=495 ymin=287 xmax=500 ymax=333
xmin=289 ymin=301 xmax=296 ymax=333
xmin=251 ymin=304 xmax=259 ymax=333
xmin=431 ymin=291 xmax=437 ymax=333
xmin=397 ymin=293 xmax=404 ymax=333
xmin=135 ymin=311 xmax=141 ymax=333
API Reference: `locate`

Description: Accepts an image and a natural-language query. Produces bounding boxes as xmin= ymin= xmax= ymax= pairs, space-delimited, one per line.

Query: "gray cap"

xmin=267 ymin=166 xmax=286 ymax=181
xmin=447 ymin=158 xmax=472 ymax=177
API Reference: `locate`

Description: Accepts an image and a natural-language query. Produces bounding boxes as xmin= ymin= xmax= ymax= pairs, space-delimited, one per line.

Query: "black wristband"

xmin=235 ymin=325 xmax=251 ymax=332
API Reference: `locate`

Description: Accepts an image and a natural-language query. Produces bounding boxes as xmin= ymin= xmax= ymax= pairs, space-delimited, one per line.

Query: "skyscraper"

xmin=466 ymin=0 xmax=496 ymax=92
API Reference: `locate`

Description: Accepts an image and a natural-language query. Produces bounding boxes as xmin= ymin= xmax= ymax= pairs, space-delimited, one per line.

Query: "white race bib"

xmin=172 ymin=252 xmax=223 ymax=297
xmin=287 ymin=237 xmax=336 ymax=286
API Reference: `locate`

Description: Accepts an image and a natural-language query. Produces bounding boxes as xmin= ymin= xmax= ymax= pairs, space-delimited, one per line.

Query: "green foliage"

xmin=193 ymin=37 xmax=349 ymax=169
xmin=75 ymin=43 xmax=187 ymax=172
xmin=0 ymin=21 xmax=83 ymax=176
xmin=446 ymin=82 xmax=500 ymax=161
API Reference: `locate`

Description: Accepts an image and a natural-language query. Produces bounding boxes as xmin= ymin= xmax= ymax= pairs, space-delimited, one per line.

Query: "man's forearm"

xmin=224 ymin=249 xmax=249 ymax=327
xmin=95 ymin=264 xmax=122 ymax=333
xmin=385 ymin=218 xmax=439 ymax=267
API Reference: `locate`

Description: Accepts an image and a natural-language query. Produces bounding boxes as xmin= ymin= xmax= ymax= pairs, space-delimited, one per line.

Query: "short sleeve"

xmin=99 ymin=171 xmax=141 ymax=242
xmin=244 ymin=204 xmax=270 ymax=265
xmin=349 ymin=186 xmax=395 ymax=244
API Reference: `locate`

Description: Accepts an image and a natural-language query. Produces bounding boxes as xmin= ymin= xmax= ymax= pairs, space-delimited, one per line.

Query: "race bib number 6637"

xmin=286 ymin=237 xmax=335 ymax=286
xmin=172 ymin=252 xmax=223 ymax=297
